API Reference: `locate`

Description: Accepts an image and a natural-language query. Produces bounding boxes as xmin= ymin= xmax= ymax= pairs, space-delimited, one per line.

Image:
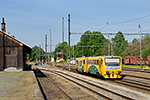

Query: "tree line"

xmin=29 ymin=30 xmax=150 ymax=61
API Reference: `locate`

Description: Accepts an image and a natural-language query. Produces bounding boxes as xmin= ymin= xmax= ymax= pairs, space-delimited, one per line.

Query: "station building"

xmin=0 ymin=18 xmax=32 ymax=71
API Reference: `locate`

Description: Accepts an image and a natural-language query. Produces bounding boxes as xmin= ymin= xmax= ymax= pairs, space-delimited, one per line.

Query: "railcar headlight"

xmin=118 ymin=71 xmax=121 ymax=74
xmin=106 ymin=71 xmax=109 ymax=74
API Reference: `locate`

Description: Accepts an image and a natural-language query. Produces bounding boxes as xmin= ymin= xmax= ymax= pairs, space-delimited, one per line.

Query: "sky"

xmin=1 ymin=0 xmax=150 ymax=52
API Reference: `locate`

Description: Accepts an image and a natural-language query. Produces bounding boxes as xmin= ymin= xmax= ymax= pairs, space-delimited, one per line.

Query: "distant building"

xmin=0 ymin=18 xmax=32 ymax=71
xmin=56 ymin=52 xmax=65 ymax=62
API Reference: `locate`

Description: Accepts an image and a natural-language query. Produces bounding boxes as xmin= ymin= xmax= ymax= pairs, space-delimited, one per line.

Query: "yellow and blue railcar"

xmin=75 ymin=57 xmax=86 ymax=72
xmin=75 ymin=56 xmax=122 ymax=79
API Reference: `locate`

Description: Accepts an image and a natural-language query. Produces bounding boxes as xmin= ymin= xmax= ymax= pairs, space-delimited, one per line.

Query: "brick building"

xmin=0 ymin=18 xmax=31 ymax=71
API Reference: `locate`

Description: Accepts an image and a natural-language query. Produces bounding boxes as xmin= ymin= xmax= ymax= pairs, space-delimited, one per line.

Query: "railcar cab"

xmin=101 ymin=56 xmax=122 ymax=79
xmin=75 ymin=57 xmax=85 ymax=73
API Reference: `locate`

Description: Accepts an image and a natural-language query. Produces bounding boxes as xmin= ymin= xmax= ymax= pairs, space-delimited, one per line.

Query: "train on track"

xmin=124 ymin=56 xmax=150 ymax=66
xmin=75 ymin=56 xmax=122 ymax=79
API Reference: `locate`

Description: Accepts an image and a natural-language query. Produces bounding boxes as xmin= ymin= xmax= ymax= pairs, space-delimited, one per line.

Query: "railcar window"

xmin=97 ymin=60 xmax=99 ymax=65
xmin=90 ymin=60 xmax=92 ymax=64
xmin=79 ymin=61 xmax=82 ymax=66
xmin=83 ymin=60 xmax=85 ymax=64
xmin=93 ymin=60 xmax=96 ymax=65
xmin=76 ymin=60 xmax=78 ymax=65
xmin=93 ymin=60 xmax=97 ymax=65
xmin=101 ymin=60 xmax=103 ymax=65
xmin=88 ymin=60 xmax=90 ymax=64
xmin=105 ymin=58 xmax=120 ymax=66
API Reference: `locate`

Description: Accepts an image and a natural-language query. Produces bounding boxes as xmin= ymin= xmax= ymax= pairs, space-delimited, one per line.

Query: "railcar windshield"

xmin=104 ymin=57 xmax=120 ymax=66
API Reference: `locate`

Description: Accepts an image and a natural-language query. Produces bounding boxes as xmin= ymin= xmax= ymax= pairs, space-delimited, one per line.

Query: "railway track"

xmin=40 ymin=68 xmax=135 ymax=100
xmin=111 ymin=80 xmax=150 ymax=91
xmin=122 ymin=71 xmax=150 ymax=88
xmin=123 ymin=67 xmax=150 ymax=73
xmin=46 ymin=63 xmax=150 ymax=91
xmin=33 ymin=68 xmax=72 ymax=100
xmin=123 ymin=73 xmax=150 ymax=80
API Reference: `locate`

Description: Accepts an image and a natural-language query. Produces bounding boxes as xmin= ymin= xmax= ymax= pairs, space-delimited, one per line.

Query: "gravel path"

xmin=0 ymin=70 xmax=37 ymax=100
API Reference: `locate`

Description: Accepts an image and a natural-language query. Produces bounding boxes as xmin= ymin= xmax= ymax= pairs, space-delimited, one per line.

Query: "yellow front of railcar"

xmin=101 ymin=56 xmax=122 ymax=79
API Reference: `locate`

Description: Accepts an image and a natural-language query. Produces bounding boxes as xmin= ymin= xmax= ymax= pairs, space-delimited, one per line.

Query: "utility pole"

xmin=73 ymin=45 xmax=74 ymax=58
xmin=62 ymin=17 xmax=64 ymax=70
xmin=68 ymin=14 xmax=71 ymax=71
xmin=49 ymin=29 xmax=51 ymax=62
xmin=108 ymin=35 xmax=110 ymax=56
xmin=41 ymin=42 xmax=43 ymax=62
xmin=62 ymin=17 xmax=64 ymax=59
xmin=82 ymin=45 xmax=83 ymax=57
xmin=42 ymin=42 xmax=43 ymax=50
xmin=39 ymin=45 xmax=41 ymax=62
xmin=93 ymin=39 xmax=94 ymax=56
xmin=111 ymin=39 xmax=114 ymax=56
xmin=45 ymin=34 xmax=47 ymax=63
xmin=82 ymin=42 xmax=84 ymax=57
xmin=139 ymin=24 xmax=142 ymax=68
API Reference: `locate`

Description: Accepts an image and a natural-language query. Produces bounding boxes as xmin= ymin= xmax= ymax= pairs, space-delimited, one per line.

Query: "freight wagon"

xmin=124 ymin=56 xmax=149 ymax=65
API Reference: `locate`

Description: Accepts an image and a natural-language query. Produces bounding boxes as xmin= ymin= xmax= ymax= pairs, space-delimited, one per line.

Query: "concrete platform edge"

xmin=32 ymin=69 xmax=44 ymax=100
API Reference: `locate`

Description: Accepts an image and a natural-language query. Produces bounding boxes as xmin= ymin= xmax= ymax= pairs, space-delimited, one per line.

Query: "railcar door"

xmin=75 ymin=60 xmax=78 ymax=70
xmin=78 ymin=60 xmax=83 ymax=72
xmin=99 ymin=59 xmax=104 ymax=74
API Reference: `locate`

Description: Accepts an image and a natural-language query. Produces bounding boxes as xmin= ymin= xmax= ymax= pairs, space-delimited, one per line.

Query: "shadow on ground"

xmin=23 ymin=64 xmax=32 ymax=71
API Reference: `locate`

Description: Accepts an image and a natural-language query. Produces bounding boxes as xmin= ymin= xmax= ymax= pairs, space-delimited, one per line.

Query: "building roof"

xmin=0 ymin=31 xmax=32 ymax=54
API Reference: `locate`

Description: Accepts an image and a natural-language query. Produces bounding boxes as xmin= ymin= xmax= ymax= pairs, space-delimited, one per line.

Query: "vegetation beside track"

xmin=123 ymin=64 xmax=150 ymax=69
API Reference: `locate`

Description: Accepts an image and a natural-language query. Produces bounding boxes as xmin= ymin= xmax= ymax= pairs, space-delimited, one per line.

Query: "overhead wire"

xmin=124 ymin=23 xmax=150 ymax=32
xmin=142 ymin=29 xmax=150 ymax=32
xmin=70 ymin=14 xmax=150 ymax=32
xmin=71 ymin=20 xmax=99 ymax=30
xmin=99 ymin=22 xmax=109 ymax=30
xmin=71 ymin=14 xmax=98 ymax=21
xmin=71 ymin=20 xmax=109 ymax=31
xmin=109 ymin=14 xmax=150 ymax=25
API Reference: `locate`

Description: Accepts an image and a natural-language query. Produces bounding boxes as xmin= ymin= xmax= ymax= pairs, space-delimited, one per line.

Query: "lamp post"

xmin=139 ymin=24 xmax=142 ymax=68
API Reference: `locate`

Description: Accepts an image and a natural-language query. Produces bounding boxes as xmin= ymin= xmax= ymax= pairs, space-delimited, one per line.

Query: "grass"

xmin=123 ymin=64 xmax=150 ymax=69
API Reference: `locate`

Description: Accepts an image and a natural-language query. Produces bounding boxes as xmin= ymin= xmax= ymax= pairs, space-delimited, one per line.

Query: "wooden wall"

xmin=0 ymin=31 xmax=29 ymax=70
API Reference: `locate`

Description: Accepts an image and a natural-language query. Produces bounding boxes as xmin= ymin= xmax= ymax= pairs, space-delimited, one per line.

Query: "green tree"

xmin=54 ymin=41 xmax=68 ymax=60
xmin=80 ymin=30 xmax=92 ymax=57
xmin=30 ymin=46 xmax=45 ymax=61
xmin=112 ymin=31 xmax=125 ymax=56
xmin=85 ymin=31 xmax=106 ymax=56
xmin=74 ymin=31 xmax=106 ymax=57
xmin=101 ymin=39 xmax=110 ymax=56
xmin=142 ymin=36 xmax=150 ymax=59
xmin=74 ymin=42 xmax=83 ymax=57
